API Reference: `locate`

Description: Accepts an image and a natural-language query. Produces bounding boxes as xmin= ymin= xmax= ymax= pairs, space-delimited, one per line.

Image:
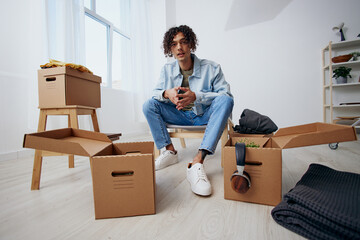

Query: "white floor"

xmin=0 ymin=134 xmax=359 ymax=240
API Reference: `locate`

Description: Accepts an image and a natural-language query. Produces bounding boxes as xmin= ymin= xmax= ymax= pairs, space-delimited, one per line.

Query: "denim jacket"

xmin=152 ymin=54 xmax=233 ymax=116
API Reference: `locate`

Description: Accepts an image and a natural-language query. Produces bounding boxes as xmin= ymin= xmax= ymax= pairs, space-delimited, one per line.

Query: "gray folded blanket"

xmin=271 ymin=164 xmax=360 ymax=240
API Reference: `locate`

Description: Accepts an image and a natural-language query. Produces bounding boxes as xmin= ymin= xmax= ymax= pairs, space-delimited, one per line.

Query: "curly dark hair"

xmin=162 ymin=25 xmax=198 ymax=57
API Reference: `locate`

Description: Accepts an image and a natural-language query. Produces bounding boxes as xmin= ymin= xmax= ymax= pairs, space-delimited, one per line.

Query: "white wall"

xmin=0 ymin=0 xmax=43 ymax=160
xmin=160 ymin=0 xmax=360 ymax=128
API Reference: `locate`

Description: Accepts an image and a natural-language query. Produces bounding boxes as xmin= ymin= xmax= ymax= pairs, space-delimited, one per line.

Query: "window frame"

xmin=84 ymin=1 xmax=131 ymax=88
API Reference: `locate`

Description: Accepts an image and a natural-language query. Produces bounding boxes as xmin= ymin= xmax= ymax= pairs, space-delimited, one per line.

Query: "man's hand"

xmin=163 ymin=87 xmax=196 ymax=110
xmin=175 ymin=87 xmax=196 ymax=110
xmin=163 ymin=87 xmax=181 ymax=105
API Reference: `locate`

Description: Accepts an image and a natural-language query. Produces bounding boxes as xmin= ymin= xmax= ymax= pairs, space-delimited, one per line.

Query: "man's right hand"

xmin=163 ymin=87 xmax=181 ymax=105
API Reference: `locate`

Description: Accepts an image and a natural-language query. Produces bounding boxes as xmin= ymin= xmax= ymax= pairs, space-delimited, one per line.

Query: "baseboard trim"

xmin=0 ymin=149 xmax=34 ymax=161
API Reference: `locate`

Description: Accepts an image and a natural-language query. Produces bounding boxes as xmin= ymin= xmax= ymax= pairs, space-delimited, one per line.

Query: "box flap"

xmin=23 ymin=128 xmax=112 ymax=156
xmin=38 ymin=67 xmax=102 ymax=83
xmin=272 ymin=122 xmax=357 ymax=149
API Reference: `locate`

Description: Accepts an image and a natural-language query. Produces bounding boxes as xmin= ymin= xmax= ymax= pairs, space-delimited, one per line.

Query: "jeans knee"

xmin=143 ymin=98 xmax=157 ymax=116
xmin=216 ymin=95 xmax=234 ymax=110
xmin=226 ymin=96 xmax=234 ymax=109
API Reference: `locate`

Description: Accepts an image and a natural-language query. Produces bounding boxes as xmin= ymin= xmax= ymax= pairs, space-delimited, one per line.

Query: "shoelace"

xmin=196 ymin=166 xmax=208 ymax=183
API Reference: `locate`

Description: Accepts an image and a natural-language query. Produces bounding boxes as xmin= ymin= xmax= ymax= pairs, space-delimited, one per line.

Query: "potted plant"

xmin=333 ymin=66 xmax=352 ymax=84
xmin=351 ymin=52 xmax=360 ymax=61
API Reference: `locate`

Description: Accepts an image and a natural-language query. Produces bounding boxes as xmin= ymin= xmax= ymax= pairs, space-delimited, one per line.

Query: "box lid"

xmin=38 ymin=66 xmax=102 ymax=83
xmin=23 ymin=128 xmax=112 ymax=157
xmin=271 ymin=122 xmax=357 ymax=149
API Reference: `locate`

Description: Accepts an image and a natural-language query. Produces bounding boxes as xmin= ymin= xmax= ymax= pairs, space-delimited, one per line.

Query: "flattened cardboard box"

xmin=38 ymin=67 xmax=102 ymax=108
xmin=23 ymin=128 xmax=155 ymax=219
xmin=224 ymin=122 xmax=357 ymax=206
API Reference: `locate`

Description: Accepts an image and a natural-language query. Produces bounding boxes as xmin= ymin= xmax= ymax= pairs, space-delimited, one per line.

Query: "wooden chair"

xmin=31 ymin=105 xmax=100 ymax=190
xmin=154 ymin=119 xmax=234 ymax=167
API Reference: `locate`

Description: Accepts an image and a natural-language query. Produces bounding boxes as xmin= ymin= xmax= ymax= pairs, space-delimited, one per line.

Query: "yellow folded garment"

xmin=40 ymin=59 xmax=93 ymax=74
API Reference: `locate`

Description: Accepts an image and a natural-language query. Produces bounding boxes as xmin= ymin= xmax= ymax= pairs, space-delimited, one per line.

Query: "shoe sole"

xmin=186 ymin=178 xmax=212 ymax=196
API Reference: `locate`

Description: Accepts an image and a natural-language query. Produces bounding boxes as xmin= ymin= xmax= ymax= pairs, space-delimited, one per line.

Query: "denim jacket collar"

xmin=174 ymin=54 xmax=201 ymax=78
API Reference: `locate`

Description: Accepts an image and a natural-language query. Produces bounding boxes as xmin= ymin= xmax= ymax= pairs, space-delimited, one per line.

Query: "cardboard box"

xmin=38 ymin=67 xmax=102 ymax=108
xmin=223 ymin=122 xmax=357 ymax=206
xmin=23 ymin=128 xmax=155 ymax=219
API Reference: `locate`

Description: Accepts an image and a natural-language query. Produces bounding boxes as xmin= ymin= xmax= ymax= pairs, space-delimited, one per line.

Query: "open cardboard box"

xmin=223 ymin=122 xmax=357 ymax=206
xmin=38 ymin=67 xmax=102 ymax=108
xmin=23 ymin=128 xmax=155 ymax=219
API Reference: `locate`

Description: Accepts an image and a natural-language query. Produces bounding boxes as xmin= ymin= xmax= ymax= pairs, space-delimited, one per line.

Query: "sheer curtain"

xmin=45 ymin=0 xmax=85 ymax=64
xmin=44 ymin=0 xmax=88 ymax=130
xmin=130 ymin=0 xmax=155 ymax=122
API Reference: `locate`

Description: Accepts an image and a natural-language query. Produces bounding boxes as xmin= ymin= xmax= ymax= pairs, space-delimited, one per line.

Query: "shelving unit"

xmin=322 ymin=39 xmax=360 ymax=130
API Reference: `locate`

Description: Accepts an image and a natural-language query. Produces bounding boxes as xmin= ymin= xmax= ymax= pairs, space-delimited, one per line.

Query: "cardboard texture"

xmin=38 ymin=67 xmax=101 ymax=108
xmin=224 ymin=122 xmax=357 ymax=206
xmin=23 ymin=128 xmax=155 ymax=219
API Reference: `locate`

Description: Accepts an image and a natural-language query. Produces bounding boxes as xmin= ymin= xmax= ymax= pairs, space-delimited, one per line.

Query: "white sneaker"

xmin=155 ymin=150 xmax=178 ymax=170
xmin=187 ymin=163 xmax=212 ymax=196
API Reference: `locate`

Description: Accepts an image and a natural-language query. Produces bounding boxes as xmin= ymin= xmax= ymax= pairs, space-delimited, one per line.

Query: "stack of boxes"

xmin=25 ymin=67 xmax=156 ymax=219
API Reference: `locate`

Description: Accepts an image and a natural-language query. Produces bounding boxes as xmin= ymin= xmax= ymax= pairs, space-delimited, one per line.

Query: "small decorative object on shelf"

xmin=351 ymin=52 xmax=360 ymax=61
xmin=332 ymin=22 xmax=345 ymax=41
xmin=331 ymin=54 xmax=352 ymax=63
xmin=333 ymin=66 xmax=352 ymax=84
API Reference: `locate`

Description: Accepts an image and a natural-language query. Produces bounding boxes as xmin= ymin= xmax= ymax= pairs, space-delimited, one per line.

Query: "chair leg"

xmin=31 ymin=150 xmax=43 ymax=190
xmin=37 ymin=109 xmax=47 ymax=132
xmin=180 ymin=139 xmax=186 ymax=148
xmin=91 ymin=109 xmax=100 ymax=132
xmin=68 ymin=109 xmax=79 ymax=168
xmin=31 ymin=110 xmax=47 ymax=190
xmin=154 ymin=146 xmax=160 ymax=159
xmin=220 ymin=121 xmax=230 ymax=168
xmin=69 ymin=109 xmax=79 ymax=128
xmin=176 ymin=129 xmax=186 ymax=148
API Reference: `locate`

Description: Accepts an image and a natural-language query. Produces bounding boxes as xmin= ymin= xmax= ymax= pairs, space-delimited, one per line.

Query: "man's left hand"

xmin=176 ymin=87 xmax=196 ymax=110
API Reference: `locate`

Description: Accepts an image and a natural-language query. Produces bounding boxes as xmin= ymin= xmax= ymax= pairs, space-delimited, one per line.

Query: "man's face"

xmin=170 ymin=32 xmax=191 ymax=62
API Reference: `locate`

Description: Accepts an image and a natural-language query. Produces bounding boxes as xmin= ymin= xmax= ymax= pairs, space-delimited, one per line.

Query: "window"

xmin=85 ymin=16 xmax=108 ymax=85
xmin=84 ymin=0 xmax=131 ymax=89
xmin=112 ymin=32 xmax=131 ymax=89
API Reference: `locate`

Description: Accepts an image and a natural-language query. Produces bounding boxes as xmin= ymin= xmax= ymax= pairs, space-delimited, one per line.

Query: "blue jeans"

xmin=143 ymin=95 xmax=234 ymax=154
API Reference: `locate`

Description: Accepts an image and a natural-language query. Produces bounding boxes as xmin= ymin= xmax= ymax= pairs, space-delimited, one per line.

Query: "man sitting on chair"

xmin=143 ymin=25 xmax=233 ymax=196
